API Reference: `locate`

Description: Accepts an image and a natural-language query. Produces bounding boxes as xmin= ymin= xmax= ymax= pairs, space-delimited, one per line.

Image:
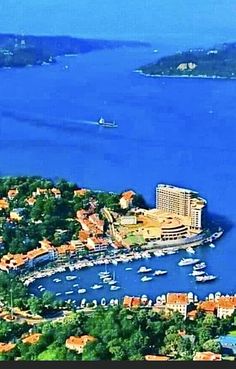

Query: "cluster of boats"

xmin=97 ymin=270 xmax=121 ymax=291
xmin=137 ymin=266 xmax=168 ymax=282
xmin=178 ymin=258 xmax=217 ymax=283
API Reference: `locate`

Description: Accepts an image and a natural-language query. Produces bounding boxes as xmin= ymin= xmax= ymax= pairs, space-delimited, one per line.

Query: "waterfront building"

xmin=156 ymin=184 xmax=206 ymax=232
xmin=86 ymin=237 xmax=109 ymax=253
xmin=217 ymin=296 xmax=236 ymax=319
xmin=119 ymin=190 xmax=135 ymax=209
xmin=27 ymin=246 xmax=55 ymax=268
xmin=55 ymin=244 xmax=77 ymax=257
xmin=0 ymin=253 xmax=28 ymax=273
xmin=166 ymin=293 xmax=189 ymax=318
xmin=123 ymin=296 xmax=141 ymax=308
xmin=65 ymin=335 xmax=95 ymax=354
xmin=193 ymin=352 xmax=222 ymax=361
xmin=198 ymin=301 xmax=217 ymax=315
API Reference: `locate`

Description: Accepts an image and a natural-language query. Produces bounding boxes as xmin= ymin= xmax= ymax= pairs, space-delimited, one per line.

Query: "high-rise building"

xmin=156 ymin=184 xmax=206 ymax=231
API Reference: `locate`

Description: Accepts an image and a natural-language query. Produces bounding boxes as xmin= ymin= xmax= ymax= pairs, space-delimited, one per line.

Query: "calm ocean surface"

xmin=0 ymin=41 xmax=235 ymax=301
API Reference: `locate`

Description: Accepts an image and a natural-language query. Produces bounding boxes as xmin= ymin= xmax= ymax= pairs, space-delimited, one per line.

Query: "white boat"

xmin=53 ymin=278 xmax=61 ymax=283
xmin=112 ymin=260 xmax=118 ymax=266
xmin=55 ymin=292 xmax=62 ymax=296
xmin=38 ymin=285 xmax=43 ymax=289
xmin=98 ymin=117 xmax=118 ymax=128
xmin=66 ymin=276 xmax=77 ymax=281
xmin=153 ymin=270 xmax=168 ymax=276
xmin=196 ymin=274 xmax=217 ymax=283
xmin=110 ymin=285 xmax=121 ymax=291
xmin=125 ymin=267 xmax=133 ymax=271
xmin=91 ymin=284 xmax=103 ymax=290
xmin=65 ymin=291 xmax=74 ymax=295
xmin=80 ymin=298 xmax=86 ymax=308
xmin=186 ymin=247 xmax=195 ymax=254
xmin=73 ymin=283 xmax=79 ymax=287
xmin=141 ymin=275 xmax=153 ymax=282
xmin=193 ymin=262 xmax=206 ymax=270
xmin=101 ymin=298 xmax=106 ymax=306
xmin=189 ymin=270 xmax=205 ymax=276
xmin=209 ymin=243 xmax=215 ymax=248
xmin=78 ymin=288 xmax=86 ymax=294
xmin=138 ymin=266 xmax=152 ymax=273
xmin=102 ymin=277 xmax=112 ymax=283
xmin=164 ymin=249 xmax=177 ymax=255
xmin=108 ymin=271 xmax=117 ymax=285
xmin=178 ymin=258 xmax=200 ymax=266
xmin=154 ymin=250 xmax=165 ymax=257
xmin=40 ymin=287 xmax=45 ymax=292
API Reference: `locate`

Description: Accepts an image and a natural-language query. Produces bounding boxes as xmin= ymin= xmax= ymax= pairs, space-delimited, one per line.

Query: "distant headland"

xmin=0 ymin=33 xmax=149 ymax=68
xmin=137 ymin=42 xmax=236 ymax=79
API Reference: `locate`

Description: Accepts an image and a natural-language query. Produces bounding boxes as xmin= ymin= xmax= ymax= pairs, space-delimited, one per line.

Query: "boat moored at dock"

xmin=178 ymin=258 xmax=200 ymax=266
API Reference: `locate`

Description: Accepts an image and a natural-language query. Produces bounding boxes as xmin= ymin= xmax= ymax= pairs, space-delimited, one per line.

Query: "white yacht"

xmin=110 ymin=285 xmax=120 ymax=291
xmin=53 ymin=278 xmax=61 ymax=283
xmin=103 ymin=277 xmax=112 ymax=283
xmin=189 ymin=270 xmax=205 ymax=276
xmin=73 ymin=283 xmax=79 ymax=287
xmin=55 ymin=292 xmax=62 ymax=296
xmin=125 ymin=267 xmax=133 ymax=271
xmin=178 ymin=258 xmax=200 ymax=266
xmin=78 ymin=288 xmax=86 ymax=294
xmin=186 ymin=247 xmax=195 ymax=254
xmin=65 ymin=291 xmax=74 ymax=295
xmin=141 ymin=275 xmax=153 ymax=282
xmin=138 ymin=266 xmax=152 ymax=273
xmin=196 ymin=274 xmax=217 ymax=283
xmin=108 ymin=271 xmax=117 ymax=285
xmin=154 ymin=250 xmax=165 ymax=257
xmin=209 ymin=243 xmax=215 ymax=248
xmin=193 ymin=262 xmax=206 ymax=270
xmin=153 ymin=270 xmax=168 ymax=276
xmin=91 ymin=284 xmax=103 ymax=290
xmin=66 ymin=276 xmax=77 ymax=281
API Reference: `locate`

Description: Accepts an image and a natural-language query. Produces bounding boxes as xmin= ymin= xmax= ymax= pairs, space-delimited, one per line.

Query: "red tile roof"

xmin=193 ymin=352 xmax=222 ymax=361
xmin=166 ymin=293 xmax=188 ymax=305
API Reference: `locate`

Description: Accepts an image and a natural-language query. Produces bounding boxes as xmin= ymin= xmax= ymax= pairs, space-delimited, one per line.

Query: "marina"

xmin=26 ymin=240 xmax=227 ymax=305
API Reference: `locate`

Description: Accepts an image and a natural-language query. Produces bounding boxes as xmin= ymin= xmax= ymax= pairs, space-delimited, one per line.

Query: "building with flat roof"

xmin=156 ymin=184 xmax=206 ymax=232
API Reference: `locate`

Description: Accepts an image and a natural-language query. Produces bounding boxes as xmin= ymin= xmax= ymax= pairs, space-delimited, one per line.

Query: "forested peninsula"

xmin=0 ymin=34 xmax=149 ymax=68
xmin=138 ymin=42 xmax=236 ymax=79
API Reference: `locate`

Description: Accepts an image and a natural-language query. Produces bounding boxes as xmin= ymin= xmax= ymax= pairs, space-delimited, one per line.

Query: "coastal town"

xmin=0 ymin=177 xmax=234 ymax=361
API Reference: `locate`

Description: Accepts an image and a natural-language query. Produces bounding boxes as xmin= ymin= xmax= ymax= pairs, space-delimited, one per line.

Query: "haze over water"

xmin=0 ymin=0 xmax=236 ymax=299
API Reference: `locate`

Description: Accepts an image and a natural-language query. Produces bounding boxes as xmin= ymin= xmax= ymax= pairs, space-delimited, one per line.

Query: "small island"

xmin=138 ymin=42 xmax=236 ymax=79
xmin=0 ymin=33 xmax=149 ymax=68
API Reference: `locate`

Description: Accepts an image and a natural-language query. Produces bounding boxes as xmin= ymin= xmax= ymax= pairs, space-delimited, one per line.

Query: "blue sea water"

xmin=0 ymin=42 xmax=236 ymax=301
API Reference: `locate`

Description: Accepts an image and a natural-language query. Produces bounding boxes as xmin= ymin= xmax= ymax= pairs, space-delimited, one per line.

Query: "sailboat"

xmin=108 ymin=271 xmax=117 ymax=285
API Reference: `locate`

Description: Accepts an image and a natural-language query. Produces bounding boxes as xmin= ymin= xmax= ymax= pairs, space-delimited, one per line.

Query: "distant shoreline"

xmin=134 ymin=69 xmax=236 ymax=81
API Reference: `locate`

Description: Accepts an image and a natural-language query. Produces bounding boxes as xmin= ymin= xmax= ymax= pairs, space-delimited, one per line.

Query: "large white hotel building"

xmin=156 ymin=184 xmax=206 ymax=232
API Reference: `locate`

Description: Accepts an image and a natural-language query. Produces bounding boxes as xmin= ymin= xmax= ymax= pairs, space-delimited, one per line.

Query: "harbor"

xmin=27 ymin=237 xmax=228 ymax=307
